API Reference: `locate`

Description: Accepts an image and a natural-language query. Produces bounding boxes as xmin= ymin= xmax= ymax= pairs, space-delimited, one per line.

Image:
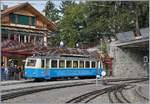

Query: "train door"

xmin=97 ymin=61 xmax=101 ymax=75
xmin=44 ymin=58 xmax=50 ymax=78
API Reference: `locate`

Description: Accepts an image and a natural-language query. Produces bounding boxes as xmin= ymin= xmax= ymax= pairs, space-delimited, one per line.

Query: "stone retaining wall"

xmin=112 ymin=47 xmax=148 ymax=77
xmin=108 ymin=41 xmax=148 ymax=77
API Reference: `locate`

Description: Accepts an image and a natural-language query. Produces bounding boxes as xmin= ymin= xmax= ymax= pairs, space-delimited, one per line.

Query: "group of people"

xmin=1 ymin=63 xmax=24 ymax=81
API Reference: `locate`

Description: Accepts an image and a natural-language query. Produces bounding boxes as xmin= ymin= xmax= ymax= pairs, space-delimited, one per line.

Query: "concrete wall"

xmin=109 ymin=42 xmax=148 ymax=77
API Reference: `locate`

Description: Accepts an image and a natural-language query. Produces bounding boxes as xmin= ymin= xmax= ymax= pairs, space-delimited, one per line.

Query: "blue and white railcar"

xmin=24 ymin=54 xmax=103 ymax=80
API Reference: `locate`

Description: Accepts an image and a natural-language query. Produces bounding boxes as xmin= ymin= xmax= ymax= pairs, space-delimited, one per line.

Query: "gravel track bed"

xmin=1 ymin=79 xmax=95 ymax=93
xmin=2 ymin=77 xmax=148 ymax=104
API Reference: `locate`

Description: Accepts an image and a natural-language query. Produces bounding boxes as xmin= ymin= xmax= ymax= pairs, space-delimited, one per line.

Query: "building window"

xmin=20 ymin=34 xmax=24 ymax=43
xmin=80 ymin=61 xmax=84 ymax=68
xmin=51 ymin=60 xmax=57 ymax=68
xmin=31 ymin=16 xmax=36 ymax=26
xmin=10 ymin=14 xmax=36 ymax=26
xmin=10 ymin=14 xmax=17 ymax=23
xmin=10 ymin=34 xmax=14 ymax=40
xmin=59 ymin=60 xmax=65 ymax=68
xmin=18 ymin=15 xmax=29 ymax=25
xmin=66 ymin=61 xmax=72 ymax=68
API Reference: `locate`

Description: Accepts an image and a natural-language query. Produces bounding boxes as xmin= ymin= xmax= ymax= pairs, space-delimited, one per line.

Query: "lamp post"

xmin=60 ymin=41 xmax=64 ymax=48
xmin=76 ymin=42 xmax=79 ymax=48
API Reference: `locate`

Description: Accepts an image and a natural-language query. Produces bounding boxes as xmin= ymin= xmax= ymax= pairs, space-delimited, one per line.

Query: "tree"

xmin=59 ymin=0 xmax=74 ymax=14
xmin=57 ymin=1 xmax=149 ymax=47
xmin=80 ymin=1 xmax=149 ymax=41
xmin=58 ymin=3 xmax=87 ymax=47
xmin=43 ymin=0 xmax=60 ymax=22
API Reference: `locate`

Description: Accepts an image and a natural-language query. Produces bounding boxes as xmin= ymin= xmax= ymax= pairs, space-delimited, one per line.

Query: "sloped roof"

xmin=1 ymin=2 xmax=56 ymax=31
xmin=2 ymin=40 xmax=103 ymax=60
xmin=116 ymin=28 xmax=149 ymax=42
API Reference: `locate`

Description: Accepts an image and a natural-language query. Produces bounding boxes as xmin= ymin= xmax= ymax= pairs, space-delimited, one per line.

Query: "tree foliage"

xmin=45 ymin=1 xmax=149 ymax=48
xmin=58 ymin=3 xmax=87 ymax=47
xmin=43 ymin=0 xmax=60 ymax=22
xmin=59 ymin=0 xmax=74 ymax=14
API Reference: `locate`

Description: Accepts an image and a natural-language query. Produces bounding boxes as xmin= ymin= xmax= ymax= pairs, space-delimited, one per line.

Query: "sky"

xmin=1 ymin=0 xmax=62 ymax=13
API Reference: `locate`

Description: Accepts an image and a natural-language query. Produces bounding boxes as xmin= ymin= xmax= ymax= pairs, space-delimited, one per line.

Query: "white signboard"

xmin=101 ymin=71 xmax=106 ymax=76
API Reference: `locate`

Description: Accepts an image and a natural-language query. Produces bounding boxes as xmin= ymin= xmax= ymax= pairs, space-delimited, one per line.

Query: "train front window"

xmin=27 ymin=59 xmax=36 ymax=67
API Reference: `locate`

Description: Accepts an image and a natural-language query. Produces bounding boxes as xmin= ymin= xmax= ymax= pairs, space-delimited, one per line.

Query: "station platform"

xmin=1 ymin=76 xmax=148 ymax=86
xmin=1 ymin=79 xmax=33 ymax=86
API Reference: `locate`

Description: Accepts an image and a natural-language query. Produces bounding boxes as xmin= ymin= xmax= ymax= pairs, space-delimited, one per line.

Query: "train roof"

xmin=28 ymin=54 xmax=98 ymax=61
xmin=28 ymin=48 xmax=102 ymax=61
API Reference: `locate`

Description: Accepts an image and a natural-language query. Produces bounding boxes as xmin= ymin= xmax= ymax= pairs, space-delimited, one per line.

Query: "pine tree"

xmin=59 ymin=1 xmax=74 ymax=14
xmin=43 ymin=0 xmax=60 ymax=22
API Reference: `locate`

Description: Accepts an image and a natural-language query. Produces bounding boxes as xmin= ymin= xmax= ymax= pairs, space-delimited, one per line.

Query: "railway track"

xmin=66 ymin=78 xmax=148 ymax=103
xmin=1 ymin=81 xmax=94 ymax=101
xmin=66 ymin=84 xmax=126 ymax=103
xmin=108 ymin=85 xmax=132 ymax=103
xmin=135 ymin=86 xmax=149 ymax=101
xmin=1 ymin=77 xmax=148 ymax=102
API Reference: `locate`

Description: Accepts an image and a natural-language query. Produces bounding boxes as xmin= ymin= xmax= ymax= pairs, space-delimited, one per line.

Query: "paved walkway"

xmin=1 ymin=79 xmax=33 ymax=86
xmin=1 ymin=76 xmax=148 ymax=85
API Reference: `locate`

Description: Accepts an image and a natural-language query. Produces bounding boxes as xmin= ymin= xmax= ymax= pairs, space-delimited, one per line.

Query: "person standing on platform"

xmin=1 ymin=62 xmax=5 ymax=81
xmin=18 ymin=66 xmax=22 ymax=80
xmin=4 ymin=66 xmax=9 ymax=80
xmin=14 ymin=65 xmax=18 ymax=80
xmin=9 ymin=66 xmax=14 ymax=80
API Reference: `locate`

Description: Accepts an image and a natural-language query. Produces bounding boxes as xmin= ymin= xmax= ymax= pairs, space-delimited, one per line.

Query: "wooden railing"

xmin=79 ymin=40 xmax=100 ymax=49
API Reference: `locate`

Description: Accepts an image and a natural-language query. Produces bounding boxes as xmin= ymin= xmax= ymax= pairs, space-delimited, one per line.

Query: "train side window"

xmin=85 ymin=61 xmax=90 ymax=68
xmin=41 ymin=60 xmax=45 ymax=68
xmin=66 ymin=61 xmax=72 ymax=68
xmin=59 ymin=60 xmax=65 ymax=68
xmin=80 ymin=61 xmax=84 ymax=68
xmin=51 ymin=60 xmax=57 ymax=68
xmin=92 ymin=61 xmax=96 ymax=68
xmin=46 ymin=59 xmax=50 ymax=68
xmin=73 ymin=61 xmax=78 ymax=68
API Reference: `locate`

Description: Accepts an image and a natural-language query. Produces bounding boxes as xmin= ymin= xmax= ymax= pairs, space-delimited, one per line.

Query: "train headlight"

xmin=25 ymin=72 xmax=27 ymax=75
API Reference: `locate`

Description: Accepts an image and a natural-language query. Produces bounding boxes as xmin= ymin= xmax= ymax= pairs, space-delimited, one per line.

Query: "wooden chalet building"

xmin=1 ymin=3 xmax=56 ymax=67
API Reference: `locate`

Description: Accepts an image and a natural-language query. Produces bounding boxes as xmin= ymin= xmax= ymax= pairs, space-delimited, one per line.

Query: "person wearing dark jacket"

xmin=1 ymin=65 xmax=5 ymax=81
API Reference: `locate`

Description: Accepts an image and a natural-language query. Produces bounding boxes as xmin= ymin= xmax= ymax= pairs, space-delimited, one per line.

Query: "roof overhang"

xmin=116 ymin=38 xmax=149 ymax=49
